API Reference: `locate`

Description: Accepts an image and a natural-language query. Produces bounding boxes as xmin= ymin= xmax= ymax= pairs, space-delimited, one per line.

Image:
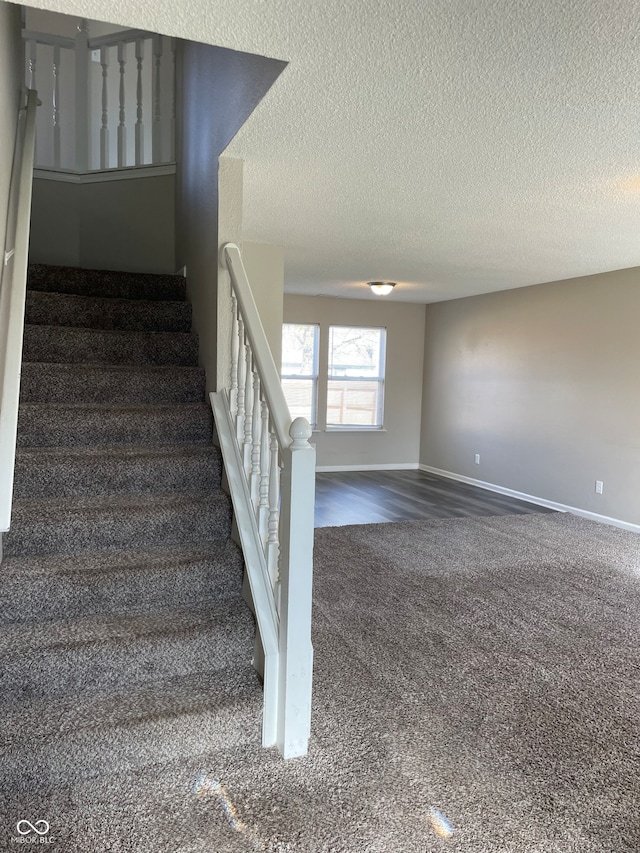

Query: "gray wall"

xmin=284 ymin=294 xmax=426 ymax=470
xmin=176 ymin=40 xmax=285 ymax=390
xmin=243 ymin=241 xmax=284 ymax=368
xmin=29 ymin=174 xmax=176 ymax=272
xmin=0 ymin=3 xmax=23 ymax=262
xmin=420 ymin=267 xmax=640 ymax=527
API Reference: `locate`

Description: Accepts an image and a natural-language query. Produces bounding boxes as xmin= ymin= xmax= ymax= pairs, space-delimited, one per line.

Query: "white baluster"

xmin=259 ymin=397 xmax=270 ymax=544
xmin=236 ymin=316 xmax=246 ymax=444
xmin=170 ymin=38 xmax=176 ymax=162
xmin=135 ymin=38 xmax=144 ymax=165
xmin=52 ymin=44 xmax=61 ymax=169
xmin=75 ymin=20 xmax=89 ymax=172
xmin=251 ymin=367 xmax=261 ymax=508
xmin=267 ymin=427 xmax=281 ymax=591
xmin=99 ymin=46 xmax=109 ymax=170
xmin=28 ymin=39 xmax=37 ymax=90
xmin=230 ymin=294 xmax=239 ymax=415
xmin=117 ymin=41 xmax=126 ymax=167
xmin=243 ymin=343 xmax=253 ymax=473
xmin=152 ymin=35 xmax=162 ymax=164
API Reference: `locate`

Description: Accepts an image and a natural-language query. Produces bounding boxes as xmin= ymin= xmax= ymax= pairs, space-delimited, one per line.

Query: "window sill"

xmin=322 ymin=427 xmax=387 ymax=433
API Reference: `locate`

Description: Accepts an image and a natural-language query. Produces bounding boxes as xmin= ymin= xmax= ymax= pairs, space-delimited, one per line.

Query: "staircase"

xmin=0 ymin=265 xmax=264 ymax=843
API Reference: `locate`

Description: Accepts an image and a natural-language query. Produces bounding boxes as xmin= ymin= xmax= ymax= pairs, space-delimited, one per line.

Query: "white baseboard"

xmin=418 ymin=464 xmax=640 ymax=534
xmin=316 ymin=463 xmax=420 ymax=473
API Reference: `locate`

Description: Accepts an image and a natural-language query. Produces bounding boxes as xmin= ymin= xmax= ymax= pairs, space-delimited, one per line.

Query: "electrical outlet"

xmin=595 ymin=480 xmax=604 ymax=495
xmin=474 ymin=453 xmax=480 ymax=465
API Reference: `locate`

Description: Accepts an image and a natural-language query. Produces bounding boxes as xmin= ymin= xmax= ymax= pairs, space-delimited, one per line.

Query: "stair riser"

xmin=0 ymin=615 xmax=254 ymax=704
xmin=28 ymin=265 xmax=187 ymax=301
xmin=4 ymin=494 xmax=232 ymax=558
xmin=22 ymin=326 xmax=199 ymax=366
xmin=26 ymin=292 xmax=192 ymax=333
xmin=20 ymin=364 xmax=206 ymax=405
xmin=13 ymin=450 xmax=222 ymax=499
xmin=17 ymin=405 xmax=213 ymax=447
xmin=0 ymin=559 xmax=244 ymax=623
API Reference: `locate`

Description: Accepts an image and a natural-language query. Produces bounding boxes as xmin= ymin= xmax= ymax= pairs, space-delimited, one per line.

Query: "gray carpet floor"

xmin=2 ymin=511 xmax=639 ymax=851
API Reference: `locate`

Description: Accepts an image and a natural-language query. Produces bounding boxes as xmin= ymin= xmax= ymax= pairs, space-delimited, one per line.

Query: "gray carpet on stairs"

xmin=1 ymin=264 xmax=260 ymax=849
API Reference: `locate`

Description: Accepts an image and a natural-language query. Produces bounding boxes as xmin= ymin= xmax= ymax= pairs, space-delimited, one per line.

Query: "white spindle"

xmin=28 ymin=40 xmax=37 ymax=90
xmin=243 ymin=343 xmax=254 ymax=472
xmin=117 ymin=41 xmax=126 ymax=167
xmin=74 ymin=20 xmax=89 ymax=172
xmin=152 ymin=35 xmax=163 ymax=163
xmin=230 ymin=294 xmax=239 ymax=414
xmin=100 ymin=46 xmax=109 ymax=170
xmin=135 ymin=38 xmax=144 ymax=165
xmin=52 ymin=44 xmax=61 ymax=169
xmin=170 ymin=38 xmax=176 ymax=161
xmin=236 ymin=316 xmax=246 ymax=442
xmin=267 ymin=427 xmax=280 ymax=589
xmin=251 ymin=368 xmax=262 ymax=508
xmin=259 ymin=397 xmax=270 ymax=543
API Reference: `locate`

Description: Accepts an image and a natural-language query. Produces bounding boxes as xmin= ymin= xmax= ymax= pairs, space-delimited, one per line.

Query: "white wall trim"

xmin=34 ymin=164 xmax=176 ymax=184
xmin=419 ymin=464 xmax=640 ymax=534
xmin=316 ymin=462 xmax=419 ymax=472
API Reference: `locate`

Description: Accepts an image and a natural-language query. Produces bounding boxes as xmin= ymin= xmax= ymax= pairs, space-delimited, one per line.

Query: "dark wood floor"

xmin=314 ymin=468 xmax=556 ymax=527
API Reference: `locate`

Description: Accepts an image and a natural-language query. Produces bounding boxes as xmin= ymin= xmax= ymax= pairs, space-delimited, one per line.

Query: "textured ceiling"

xmin=15 ymin=0 xmax=640 ymax=302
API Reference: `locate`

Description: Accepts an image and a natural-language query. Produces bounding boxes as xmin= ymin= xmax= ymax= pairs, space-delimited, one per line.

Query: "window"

xmin=327 ymin=325 xmax=386 ymax=428
xmin=281 ymin=323 xmax=320 ymax=427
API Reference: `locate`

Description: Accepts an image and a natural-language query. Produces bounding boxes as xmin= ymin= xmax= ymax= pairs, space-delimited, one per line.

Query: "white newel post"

xmin=277 ymin=417 xmax=315 ymax=759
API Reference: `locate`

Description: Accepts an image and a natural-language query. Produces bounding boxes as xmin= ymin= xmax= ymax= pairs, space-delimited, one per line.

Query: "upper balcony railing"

xmin=23 ymin=21 xmax=175 ymax=173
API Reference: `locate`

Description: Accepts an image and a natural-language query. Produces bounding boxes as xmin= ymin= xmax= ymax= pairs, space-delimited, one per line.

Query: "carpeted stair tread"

xmin=0 ymin=666 xmax=262 ymax=751
xmin=0 ymin=602 xmax=255 ymax=703
xmin=13 ymin=444 xmax=222 ymax=499
xmin=20 ymin=362 xmax=206 ymax=404
xmin=28 ymin=264 xmax=187 ymax=301
xmin=22 ymin=324 xmax=199 ymax=366
xmin=5 ymin=491 xmax=233 ymax=557
xmin=26 ymin=290 xmax=192 ymax=332
xmin=17 ymin=402 xmax=213 ymax=447
xmin=0 ymin=672 xmax=263 ymax=793
xmin=0 ymin=541 xmax=244 ymax=622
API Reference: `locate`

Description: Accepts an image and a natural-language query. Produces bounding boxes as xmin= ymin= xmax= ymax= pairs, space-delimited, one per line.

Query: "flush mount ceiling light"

xmin=368 ymin=281 xmax=396 ymax=296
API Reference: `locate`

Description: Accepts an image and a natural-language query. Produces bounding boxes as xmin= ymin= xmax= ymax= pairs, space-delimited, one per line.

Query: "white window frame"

xmin=281 ymin=323 xmax=320 ymax=428
xmin=326 ymin=325 xmax=386 ymax=429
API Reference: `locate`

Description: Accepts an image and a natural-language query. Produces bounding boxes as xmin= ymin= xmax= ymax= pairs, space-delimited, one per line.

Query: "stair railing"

xmin=23 ymin=21 xmax=175 ymax=172
xmin=212 ymin=242 xmax=315 ymax=759
xmin=0 ymin=89 xmax=38 ymax=553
